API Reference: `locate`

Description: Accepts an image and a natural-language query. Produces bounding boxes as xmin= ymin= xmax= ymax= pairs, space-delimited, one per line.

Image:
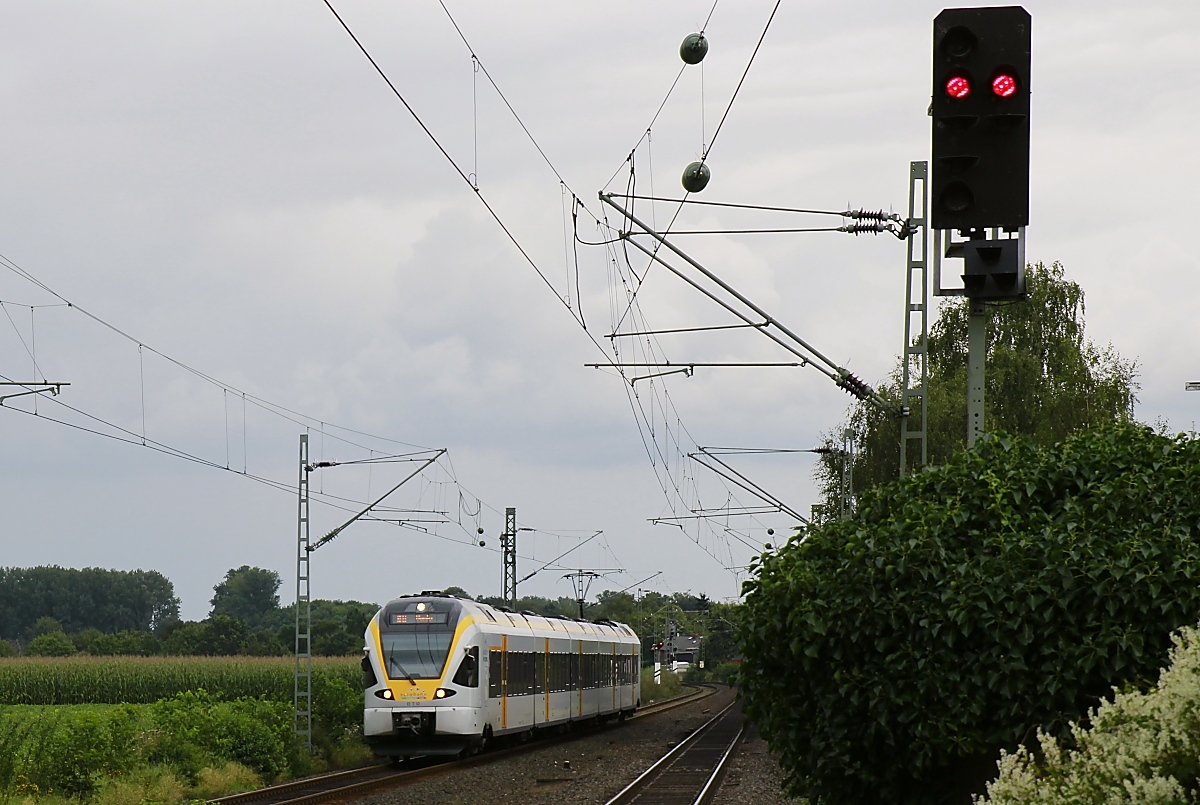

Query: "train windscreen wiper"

xmin=387 ymin=647 xmax=417 ymax=686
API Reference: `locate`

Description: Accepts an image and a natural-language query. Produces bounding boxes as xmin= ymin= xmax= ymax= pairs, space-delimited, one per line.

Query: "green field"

xmin=0 ymin=656 xmax=370 ymax=804
xmin=0 ymin=655 xmax=359 ymax=705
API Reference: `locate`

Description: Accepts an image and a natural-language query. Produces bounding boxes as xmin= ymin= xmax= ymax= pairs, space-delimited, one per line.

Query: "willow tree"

xmin=815 ymin=261 xmax=1137 ymax=513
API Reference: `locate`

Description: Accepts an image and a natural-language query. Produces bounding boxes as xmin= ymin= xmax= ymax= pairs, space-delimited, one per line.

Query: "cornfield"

xmin=0 ymin=656 xmax=360 ymax=705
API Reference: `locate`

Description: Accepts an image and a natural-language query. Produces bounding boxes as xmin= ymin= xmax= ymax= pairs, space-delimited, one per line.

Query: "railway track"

xmin=208 ymin=684 xmax=719 ymax=805
xmin=603 ymin=700 xmax=745 ymax=805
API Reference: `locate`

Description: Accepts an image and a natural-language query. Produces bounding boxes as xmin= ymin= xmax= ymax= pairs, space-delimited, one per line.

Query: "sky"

xmin=1 ymin=1 xmax=1197 ymax=621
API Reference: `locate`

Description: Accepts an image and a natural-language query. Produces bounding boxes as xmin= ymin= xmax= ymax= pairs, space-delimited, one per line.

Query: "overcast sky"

xmin=1 ymin=1 xmax=1197 ymax=621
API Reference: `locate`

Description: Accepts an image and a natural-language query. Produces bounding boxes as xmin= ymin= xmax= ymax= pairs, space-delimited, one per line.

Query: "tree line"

xmin=471 ymin=588 xmax=741 ymax=671
xmin=0 ymin=566 xmax=180 ymax=641
xmin=1 ymin=564 xmax=741 ymax=668
xmin=1 ymin=565 xmax=375 ymax=658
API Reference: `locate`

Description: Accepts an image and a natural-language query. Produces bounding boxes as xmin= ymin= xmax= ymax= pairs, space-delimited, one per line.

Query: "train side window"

xmin=453 ymin=646 xmax=479 ymax=688
xmin=488 ymin=649 xmax=502 ymax=698
xmin=520 ymin=652 xmax=534 ymax=695
xmin=510 ymin=652 xmax=526 ymax=696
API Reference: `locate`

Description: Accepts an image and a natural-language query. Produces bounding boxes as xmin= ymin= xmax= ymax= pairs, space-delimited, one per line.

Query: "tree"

xmin=32 ymin=616 xmax=62 ymax=637
xmin=312 ymin=619 xmax=359 ymax=656
xmin=161 ymin=620 xmax=206 ymax=655
xmin=815 ymin=262 xmax=1138 ymax=514
xmin=87 ymin=630 xmax=160 ymax=655
xmin=209 ymin=566 xmax=282 ymax=630
xmin=267 ymin=599 xmax=379 ymax=656
xmin=241 ymin=631 xmax=287 ymax=657
xmin=741 ymin=423 xmax=1200 ymax=804
xmin=160 ymin=616 xmax=248 ymax=655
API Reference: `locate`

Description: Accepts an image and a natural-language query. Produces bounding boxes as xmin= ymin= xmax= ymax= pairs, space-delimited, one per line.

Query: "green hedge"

xmin=740 ymin=423 xmax=1200 ymax=804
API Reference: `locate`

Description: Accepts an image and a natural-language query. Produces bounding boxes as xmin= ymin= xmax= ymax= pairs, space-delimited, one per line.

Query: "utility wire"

xmin=0 ymin=252 xmax=431 ymax=455
xmin=321 ymin=0 xmax=587 ymax=327
xmin=605 ymin=0 xmax=783 ymax=333
xmin=602 ymin=0 xmax=722 ymax=191
xmin=436 ymin=1 xmax=591 ymax=214
xmin=701 ymin=0 xmax=780 ymax=161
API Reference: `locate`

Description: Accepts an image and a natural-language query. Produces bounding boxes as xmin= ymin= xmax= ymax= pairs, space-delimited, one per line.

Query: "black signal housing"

xmin=931 ymin=6 xmax=1031 ymax=231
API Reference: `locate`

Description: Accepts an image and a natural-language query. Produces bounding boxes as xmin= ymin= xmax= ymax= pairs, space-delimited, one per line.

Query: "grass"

xmin=640 ymin=668 xmax=683 ymax=704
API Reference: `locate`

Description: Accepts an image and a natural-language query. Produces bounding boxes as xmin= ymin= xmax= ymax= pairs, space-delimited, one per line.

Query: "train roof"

xmin=384 ymin=591 xmax=639 ymax=639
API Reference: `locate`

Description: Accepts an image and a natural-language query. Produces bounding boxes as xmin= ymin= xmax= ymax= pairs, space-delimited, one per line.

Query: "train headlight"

xmin=434 ymin=688 xmax=456 ymax=699
xmin=374 ymin=688 xmax=394 ymax=700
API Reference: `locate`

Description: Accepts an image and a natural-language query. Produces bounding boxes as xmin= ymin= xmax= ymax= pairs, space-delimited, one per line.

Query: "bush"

xmin=26 ymin=631 xmax=77 ymax=657
xmin=982 ymin=622 xmax=1200 ymax=803
xmin=312 ymin=672 xmax=361 ymax=739
xmin=0 ymin=705 xmax=142 ymax=798
xmin=640 ymin=668 xmax=682 ymax=703
xmin=150 ymin=691 xmax=299 ymax=781
xmin=72 ymin=627 xmax=105 ymax=653
xmin=711 ymin=661 xmax=740 ymax=685
xmin=740 ymin=424 xmax=1200 ymax=804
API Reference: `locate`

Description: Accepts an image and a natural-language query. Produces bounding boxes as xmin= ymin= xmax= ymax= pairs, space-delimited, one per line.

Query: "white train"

xmin=362 ymin=591 xmax=641 ymax=758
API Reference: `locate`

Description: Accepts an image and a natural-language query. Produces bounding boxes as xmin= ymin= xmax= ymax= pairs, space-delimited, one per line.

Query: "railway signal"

xmin=931 ymin=6 xmax=1031 ymax=233
xmin=928 ymin=7 xmax=1032 ymax=449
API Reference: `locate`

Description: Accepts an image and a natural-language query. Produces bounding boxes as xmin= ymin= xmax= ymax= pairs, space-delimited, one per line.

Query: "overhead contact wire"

xmin=321 ymin=0 xmax=582 ymax=323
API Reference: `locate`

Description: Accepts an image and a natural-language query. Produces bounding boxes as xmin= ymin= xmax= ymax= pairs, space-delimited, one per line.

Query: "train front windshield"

xmin=378 ymin=599 xmax=462 ymax=680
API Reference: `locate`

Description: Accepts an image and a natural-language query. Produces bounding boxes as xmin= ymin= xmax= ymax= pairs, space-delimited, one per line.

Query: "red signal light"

xmin=992 ymin=73 xmax=1017 ymax=98
xmin=945 ymin=76 xmax=970 ymax=99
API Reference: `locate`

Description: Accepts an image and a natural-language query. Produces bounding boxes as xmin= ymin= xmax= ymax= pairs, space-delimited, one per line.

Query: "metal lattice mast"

xmin=501 ymin=507 xmax=517 ymax=607
xmin=294 ymin=434 xmax=312 ymax=752
xmin=899 ymin=161 xmax=930 ymax=476
xmin=839 ymin=428 xmax=856 ymax=518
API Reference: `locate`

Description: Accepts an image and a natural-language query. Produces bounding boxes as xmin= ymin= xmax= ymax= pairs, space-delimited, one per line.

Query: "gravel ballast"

xmin=710 ymin=723 xmax=792 ymax=805
xmin=353 ymin=688 xmax=790 ymax=805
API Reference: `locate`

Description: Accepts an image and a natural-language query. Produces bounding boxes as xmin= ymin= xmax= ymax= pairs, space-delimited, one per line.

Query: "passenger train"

xmin=362 ymin=591 xmax=641 ymax=758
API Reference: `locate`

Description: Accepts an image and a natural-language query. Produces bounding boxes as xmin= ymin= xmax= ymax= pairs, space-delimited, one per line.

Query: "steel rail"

xmin=692 ymin=718 xmax=746 ymax=805
xmin=209 ymin=685 xmax=719 ymax=805
xmin=602 ymin=699 xmax=741 ymax=805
